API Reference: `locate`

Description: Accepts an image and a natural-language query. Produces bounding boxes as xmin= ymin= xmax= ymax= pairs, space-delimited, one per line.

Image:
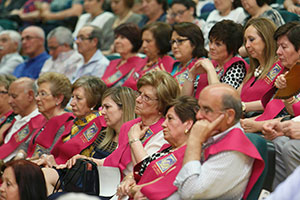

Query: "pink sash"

xmin=138 ymin=145 xmax=186 ymax=199
xmin=0 ymin=114 xmax=45 ymax=159
xmin=204 ymin=128 xmax=264 ymax=199
xmin=0 ymin=111 xmax=13 ymax=128
xmin=102 ymin=56 xmax=145 ymax=87
xmin=103 ymin=117 xmax=165 ymax=178
xmin=293 ymin=101 xmax=300 ymax=116
xmin=50 ymin=115 xmax=105 ymax=164
xmin=255 ymin=99 xmax=285 ymax=121
xmin=26 ymin=112 xmax=74 ymax=158
xmin=123 ymin=55 xmax=175 ymax=90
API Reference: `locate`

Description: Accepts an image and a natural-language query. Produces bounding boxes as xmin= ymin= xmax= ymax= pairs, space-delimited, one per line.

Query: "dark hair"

xmin=274 ymin=21 xmax=300 ymax=51
xmin=1 ymin=160 xmax=47 ymax=200
xmin=142 ymin=22 xmax=172 ymax=56
xmin=166 ymin=95 xmax=199 ymax=123
xmin=209 ymin=20 xmax=243 ymax=55
xmin=256 ymin=0 xmax=272 ymax=7
xmin=123 ymin=0 xmax=134 ymax=8
xmin=156 ymin=0 xmax=168 ymax=12
xmin=72 ymin=76 xmax=107 ymax=110
xmin=88 ymin=25 xmax=103 ymax=49
xmin=171 ymin=0 xmax=197 ymax=17
xmin=172 ymin=22 xmax=208 ymax=58
xmin=222 ymin=94 xmax=242 ymax=123
xmin=114 ymin=23 xmax=142 ymax=53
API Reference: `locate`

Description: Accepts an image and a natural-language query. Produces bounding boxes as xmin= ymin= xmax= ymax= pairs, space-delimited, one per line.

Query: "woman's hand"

xmin=129 ymin=185 xmax=145 ymax=200
xmin=33 ymin=154 xmax=57 ymax=168
xmin=59 ymin=154 xmax=88 ymax=169
xmin=128 ymin=122 xmax=149 ymax=142
xmin=117 ymin=175 xmax=136 ymax=199
xmin=274 ymin=72 xmax=288 ymax=89
xmin=189 ymin=59 xmax=212 ymax=78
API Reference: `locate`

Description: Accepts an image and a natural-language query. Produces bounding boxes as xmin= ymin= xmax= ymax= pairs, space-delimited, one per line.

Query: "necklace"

xmin=254 ymin=66 xmax=262 ymax=77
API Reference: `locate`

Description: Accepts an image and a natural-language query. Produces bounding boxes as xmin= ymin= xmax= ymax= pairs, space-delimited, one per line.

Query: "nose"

xmin=245 ymin=40 xmax=250 ymax=49
xmin=70 ymin=98 xmax=76 ymax=107
xmin=8 ymin=95 xmax=13 ymax=105
xmin=136 ymin=94 xmax=143 ymax=104
xmin=35 ymin=94 xmax=41 ymax=101
xmin=276 ymin=46 xmax=282 ymax=56
xmin=196 ymin=110 xmax=204 ymax=120
xmin=161 ymin=118 xmax=167 ymax=128
xmin=101 ymin=108 xmax=106 ymax=115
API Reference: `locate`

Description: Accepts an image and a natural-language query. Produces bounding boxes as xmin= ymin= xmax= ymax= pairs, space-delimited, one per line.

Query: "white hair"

xmin=0 ymin=30 xmax=22 ymax=52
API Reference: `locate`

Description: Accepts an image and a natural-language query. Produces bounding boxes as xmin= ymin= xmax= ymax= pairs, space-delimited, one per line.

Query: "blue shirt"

xmin=13 ymin=52 xmax=50 ymax=79
xmin=138 ymin=13 xmax=166 ymax=28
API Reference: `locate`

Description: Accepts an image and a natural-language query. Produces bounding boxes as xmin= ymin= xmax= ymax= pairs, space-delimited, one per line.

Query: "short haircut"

xmin=0 ymin=30 xmax=22 ymax=52
xmin=1 ymin=160 xmax=47 ymax=200
xmin=0 ymin=74 xmax=17 ymax=90
xmin=123 ymin=0 xmax=134 ymax=8
xmin=274 ymin=21 xmax=300 ymax=51
xmin=47 ymin=26 xmax=74 ymax=48
xmin=142 ymin=22 xmax=172 ymax=56
xmin=222 ymin=94 xmax=243 ymax=123
xmin=171 ymin=0 xmax=197 ymax=17
xmin=156 ymin=0 xmax=168 ymax=12
xmin=114 ymin=23 xmax=142 ymax=53
xmin=37 ymin=72 xmax=72 ymax=108
xmin=209 ymin=20 xmax=244 ymax=55
xmin=86 ymin=25 xmax=103 ymax=49
xmin=172 ymin=22 xmax=208 ymax=58
xmin=256 ymin=0 xmax=272 ymax=7
xmin=137 ymin=71 xmax=180 ymax=114
xmin=72 ymin=76 xmax=107 ymax=110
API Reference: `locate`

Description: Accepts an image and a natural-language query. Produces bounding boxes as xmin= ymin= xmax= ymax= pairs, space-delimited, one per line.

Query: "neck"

xmin=120 ymin=52 xmax=136 ymax=61
xmin=42 ymin=107 xmax=65 ymax=120
xmin=119 ymin=8 xmax=130 ymax=19
xmin=216 ymin=55 xmax=233 ymax=68
xmin=141 ymin=114 xmax=162 ymax=127
xmin=252 ymin=4 xmax=270 ymax=18
xmin=147 ymin=10 xmax=163 ymax=23
xmin=20 ymin=104 xmax=37 ymax=118
xmin=83 ymin=49 xmax=97 ymax=63
xmin=29 ymin=48 xmax=44 ymax=59
xmin=181 ymin=57 xmax=192 ymax=68
xmin=92 ymin=9 xmax=103 ymax=18
xmin=171 ymin=140 xmax=186 ymax=150
xmin=220 ymin=7 xmax=232 ymax=16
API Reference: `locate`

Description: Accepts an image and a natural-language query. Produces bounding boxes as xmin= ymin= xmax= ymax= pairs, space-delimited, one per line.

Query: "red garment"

xmin=293 ymin=101 xmax=300 ymax=116
xmin=0 ymin=111 xmax=13 ymax=128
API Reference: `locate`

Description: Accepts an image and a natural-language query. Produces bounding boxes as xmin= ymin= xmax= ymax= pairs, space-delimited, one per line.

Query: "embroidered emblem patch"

xmin=82 ymin=123 xmax=98 ymax=142
xmin=107 ymin=71 xmax=122 ymax=84
xmin=33 ymin=144 xmax=47 ymax=157
xmin=16 ymin=125 xmax=30 ymax=142
xmin=265 ymin=64 xmax=281 ymax=84
xmin=155 ymin=154 xmax=177 ymax=174
xmin=0 ymin=116 xmax=6 ymax=124
xmin=177 ymin=70 xmax=189 ymax=86
xmin=142 ymin=128 xmax=154 ymax=143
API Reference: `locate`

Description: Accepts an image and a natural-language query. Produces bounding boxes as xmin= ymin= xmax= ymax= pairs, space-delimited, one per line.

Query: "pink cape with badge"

xmin=204 ymin=128 xmax=264 ymax=199
xmin=0 ymin=114 xmax=45 ymax=159
xmin=50 ymin=114 xmax=105 ymax=164
xmin=103 ymin=117 xmax=165 ymax=179
xmin=26 ymin=112 xmax=74 ymax=158
xmin=172 ymin=59 xmax=198 ymax=87
xmin=122 ymin=55 xmax=175 ymax=90
xmin=0 ymin=111 xmax=13 ymax=128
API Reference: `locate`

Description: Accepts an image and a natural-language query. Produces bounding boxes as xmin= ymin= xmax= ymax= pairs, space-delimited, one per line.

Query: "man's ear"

xmin=27 ymin=90 xmax=35 ymax=102
xmin=225 ymin=108 xmax=236 ymax=125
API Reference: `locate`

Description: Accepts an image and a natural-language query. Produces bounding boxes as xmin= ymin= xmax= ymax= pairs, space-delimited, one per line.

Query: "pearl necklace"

xmin=254 ymin=66 xmax=262 ymax=77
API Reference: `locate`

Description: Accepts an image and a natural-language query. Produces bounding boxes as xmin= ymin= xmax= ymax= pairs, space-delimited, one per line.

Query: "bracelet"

xmin=284 ymin=96 xmax=296 ymax=104
xmin=186 ymin=75 xmax=195 ymax=83
xmin=129 ymin=138 xmax=140 ymax=145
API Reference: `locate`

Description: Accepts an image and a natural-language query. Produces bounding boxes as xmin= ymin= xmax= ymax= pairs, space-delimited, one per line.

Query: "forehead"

xmin=172 ymin=3 xmax=186 ymax=10
xmin=277 ymin=35 xmax=293 ymax=46
xmin=22 ymin=28 xmax=38 ymax=37
xmin=142 ymin=30 xmax=154 ymax=39
xmin=9 ymin=82 xmax=24 ymax=93
xmin=139 ymin=85 xmax=157 ymax=95
xmin=245 ymin=25 xmax=260 ymax=37
xmin=47 ymin=37 xmax=58 ymax=44
xmin=78 ymin=27 xmax=93 ymax=36
xmin=0 ymin=34 xmax=10 ymax=39
xmin=38 ymin=82 xmax=52 ymax=90
xmin=198 ymin=88 xmax=221 ymax=107
xmin=73 ymin=86 xmax=86 ymax=95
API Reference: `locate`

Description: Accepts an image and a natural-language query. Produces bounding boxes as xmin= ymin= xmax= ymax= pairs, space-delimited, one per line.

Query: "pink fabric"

xmin=241 ymin=61 xmax=284 ymax=102
xmin=293 ymin=101 xmax=300 ymax=116
xmin=26 ymin=112 xmax=74 ymax=158
xmin=50 ymin=115 xmax=105 ymax=164
xmin=255 ymin=99 xmax=285 ymax=121
xmin=0 ymin=111 xmax=13 ymax=127
xmin=0 ymin=114 xmax=45 ymax=159
xmin=204 ymin=128 xmax=264 ymax=199
xmin=172 ymin=59 xmax=198 ymax=87
xmin=123 ymin=55 xmax=175 ymax=90
xmin=103 ymin=117 xmax=165 ymax=179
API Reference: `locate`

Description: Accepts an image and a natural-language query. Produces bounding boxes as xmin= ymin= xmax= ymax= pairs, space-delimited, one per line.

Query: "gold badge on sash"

xmin=176 ymin=70 xmax=189 ymax=86
xmin=33 ymin=144 xmax=47 ymax=157
xmin=155 ymin=153 xmax=177 ymax=174
xmin=15 ymin=125 xmax=30 ymax=142
xmin=106 ymin=71 xmax=122 ymax=84
xmin=265 ymin=64 xmax=282 ymax=84
xmin=141 ymin=128 xmax=154 ymax=143
xmin=81 ymin=123 xmax=98 ymax=142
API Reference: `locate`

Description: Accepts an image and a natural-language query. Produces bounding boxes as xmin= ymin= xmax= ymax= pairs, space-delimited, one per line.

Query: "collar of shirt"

xmin=1 ymin=52 xmax=20 ymax=62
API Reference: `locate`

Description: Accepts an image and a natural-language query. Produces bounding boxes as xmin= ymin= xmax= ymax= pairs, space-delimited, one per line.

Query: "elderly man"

xmin=0 ymin=77 xmax=44 ymax=162
xmin=13 ymin=26 xmax=50 ymax=79
xmin=0 ymin=30 xmax=24 ymax=74
xmin=40 ymin=26 xmax=83 ymax=80
xmin=71 ymin=25 xmax=109 ymax=82
xmin=170 ymin=84 xmax=264 ymax=199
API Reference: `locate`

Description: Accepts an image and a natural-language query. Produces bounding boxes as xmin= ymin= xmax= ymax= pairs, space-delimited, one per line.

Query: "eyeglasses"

xmin=0 ymin=37 xmax=9 ymax=43
xmin=21 ymin=36 xmax=41 ymax=42
xmin=74 ymin=36 xmax=92 ymax=42
xmin=169 ymin=38 xmax=189 ymax=46
xmin=0 ymin=91 xmax=8 ymax=95
xmin=198 ymin=106 xmax=227 ymax=116
xmin=47 ymin=45 xmax=61 ymax=51
xmin=36 ymin=91 xmax=51 ymax=98
xmin=168 ymin=9 xmax=187 ymax=18
xmin=137 ymin=91 xmax=158 ymax=102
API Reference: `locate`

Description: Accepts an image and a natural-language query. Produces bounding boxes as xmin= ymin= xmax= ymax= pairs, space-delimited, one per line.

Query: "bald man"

xmin=13 ymin=26 xmax=50 ymax=79
xmin=0 ymin=77 xmax=44 ymax=162
xmin=170 ymin=84 xmax=264 ymax=199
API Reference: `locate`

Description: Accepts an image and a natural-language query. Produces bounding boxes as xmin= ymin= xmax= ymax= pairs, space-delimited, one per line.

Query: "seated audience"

xmin=0 ymin=159 xmax=47 ymax=200
xmin=0 ymin=78 xmax=44 ymax=162
xmin=0 ymin=75 xmax=16 ymax=143
xmin=0 ymin=0 xmax=27 ymax=30
xmin=13 ymin=26 xmax=50 ymax=79
xmin=138 ymin=0 xmax=168 ymax=27
xmin=13 ymin=72 xmax=74 ymax=160
xmin=101 ymin=0 xmax=142 ymax=52
xmin=170 ymin=22 xmax=207 ymax=87
xmin=171 ymin=83 xmax=264 ymax=199
xmin=238 ymin=18 xmax=284 ymax=113
xmin=0 ymin=30 xmax=24 ymax=75
xmin=102 ymin=23 xmax=144 ymax=88
xmin=284 ymin=0 xmax=300 ymax=15
xmin=40 ymin=26 xmax=83 ymax=81
xmin=183 ymin=20 xmax=247 ymax=98
xmin=117 ymin=95 xmax=199 ymax=199
xmin=123 ymin=22 xmax=175 ymax=90
xmin=73 ymin=0 xmax=114 ymax=39
xmin=72 ymin=25 xmax=109 ymax=82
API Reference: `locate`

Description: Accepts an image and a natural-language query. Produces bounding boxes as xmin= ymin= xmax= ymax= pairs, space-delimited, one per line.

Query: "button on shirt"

xmin=72 ymin=50 xmax=109 ymax=83
xmin=13 ymin=52 xmax=50 ymax=79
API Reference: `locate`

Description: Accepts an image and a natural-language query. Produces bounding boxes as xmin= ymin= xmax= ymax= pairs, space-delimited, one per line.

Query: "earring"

xmin=55 ymin=103 xmax=58 ymax=106
xmin=184 ymin=129 xmax=189 ymax=134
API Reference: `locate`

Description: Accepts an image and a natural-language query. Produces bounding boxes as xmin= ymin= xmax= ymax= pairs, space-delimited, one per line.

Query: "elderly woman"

xmin=0 ymin=75 xmax=16 ymax=143
xmin=170 ymin=22 xmax=208 ymax=87
xmin=36 ymin=76 xmax=107 ymax=167
xmin=183 ymin=20 xmax=248 ymax=98
xmin=101 ymin=23 xmax=145 ymax=88
xmin=0 ymin=159 xmax=47 ymax=200
xmin=13 ymin=72 xmax=73 ymax=160
xmin=123 ymin=22 xmax=175 ymax=90
xmin=117 ymin=95 xmax=199 ymax=199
